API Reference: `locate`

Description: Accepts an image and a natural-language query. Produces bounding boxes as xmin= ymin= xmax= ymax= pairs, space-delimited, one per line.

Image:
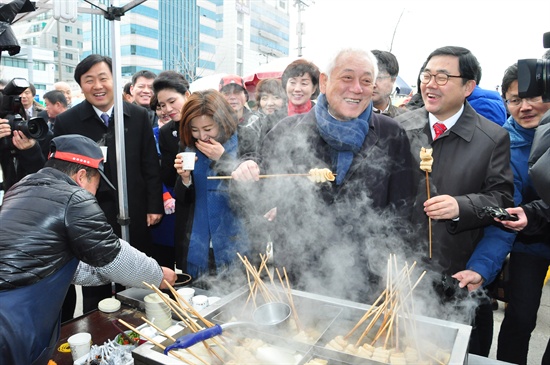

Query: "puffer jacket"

xmin=0 ymin=167 xmax=120 ymax=289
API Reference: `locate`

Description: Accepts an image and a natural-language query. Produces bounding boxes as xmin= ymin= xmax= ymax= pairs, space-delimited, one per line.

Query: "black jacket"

xmin=233 ymin=107 xmax=415 ymax=301
xmin=158 ymin=119 xmax=181 ymax=188
xmin=0 ymin=168 xmax=120 ymax=289
xmin=0 ymin=141 xmax=45 ymax=192
xmin=54 ymin=100 xmax=163 ymax=253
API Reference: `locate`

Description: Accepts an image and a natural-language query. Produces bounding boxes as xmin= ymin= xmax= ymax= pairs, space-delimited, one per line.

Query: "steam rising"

xmin=221 ymin=112 xmax=487 ymax=344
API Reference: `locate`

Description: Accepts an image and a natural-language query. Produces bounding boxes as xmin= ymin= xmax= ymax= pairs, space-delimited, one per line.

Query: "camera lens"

xmin=25 ymin=118 xmax=48 ymax=140
xmin=518 ymin=58 xmax=550 ymax=102
xmin=12 ymin=117 xmax=48 ymax=141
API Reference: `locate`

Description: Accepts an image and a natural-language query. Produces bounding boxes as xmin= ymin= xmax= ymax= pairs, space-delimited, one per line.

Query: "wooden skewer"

xmin=145 ymin=281 xmax=234 ymax=363
xmin=140 ymin=316 xmax=209 ymax=365
xmin=351 ymin=257 xmax=427 ymax=349
xmin=344 ymin=291 xmax=385 ymax=340
xmin=117 ymin=319 xmax=195 ymax=365
xmin=279 ymin=267 xmax=302 ymax=331
xmin=420 ymin=147 xmax=434 ymax=260
xmin=142 ymin=282 xmax=201 ymax=331
xmin=426 ymin=170 xmax=432 ymax=259
xmin=356 ymin=301 xmax=387 ymax=346
xmin=238 ymin=253 xmax=277 ymax=304
xmin=207 ymin=173 xmax=337 ymax=180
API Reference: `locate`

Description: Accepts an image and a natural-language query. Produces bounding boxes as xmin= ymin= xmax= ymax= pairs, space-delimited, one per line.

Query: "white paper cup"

xmin=100 ymin=146 xmax=107 ymax=162
xmin=177 ymin=288 xmax=195 ymax=303
xmin=192 ymin=295 xmax=208 ymax=311
xmin=68 ymin=332 xmax=91 ymax=361
xmin=144 ymin=293 xmax=172 ymax=329
xmin=179 ymin=152 xmax=196 ymax=170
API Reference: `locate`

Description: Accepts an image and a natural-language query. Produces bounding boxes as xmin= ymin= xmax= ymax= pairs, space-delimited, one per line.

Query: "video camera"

xmin=0 ymin=78 xmax=48 ymax=141
xmin=517 ymin=31 xmax=550 ymax=102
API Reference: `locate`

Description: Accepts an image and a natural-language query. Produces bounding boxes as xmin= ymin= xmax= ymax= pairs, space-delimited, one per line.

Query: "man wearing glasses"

xmin=491 ymin=63 xmax=550 ymax=365
xmin=371 ymin=50 xmax=406 ymax=118
xmin=395 ymin=46 xmax=514 ymax=357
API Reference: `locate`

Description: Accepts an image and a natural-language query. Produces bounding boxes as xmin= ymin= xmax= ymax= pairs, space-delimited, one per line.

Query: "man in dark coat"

xmin=54 ymin=54 xmax=163 ymax=313
xmin=231 ymin=47 xmax=415 ymax=303
xmin=395 ymin=46 xmax=514 ymax=357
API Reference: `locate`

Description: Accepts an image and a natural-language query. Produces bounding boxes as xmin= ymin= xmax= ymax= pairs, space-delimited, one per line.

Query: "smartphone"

xmin=483 ymin=206 xmax=519 ymax=221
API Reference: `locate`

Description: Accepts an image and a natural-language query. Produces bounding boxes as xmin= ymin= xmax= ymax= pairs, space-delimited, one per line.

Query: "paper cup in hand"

xmin=100 ymin=146 xmax=107 ymax=162
xmin=68 ymin=332 xmax=91 ymax=361
xmin=179 ymin=152 xmax=196 ymax=170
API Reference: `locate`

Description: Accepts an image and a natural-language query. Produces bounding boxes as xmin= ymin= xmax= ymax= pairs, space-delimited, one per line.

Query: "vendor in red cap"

xmin=0 ymin=134 xmax=177 ymax=365
xmin=219 ymin=74 xmax=251 ymax=123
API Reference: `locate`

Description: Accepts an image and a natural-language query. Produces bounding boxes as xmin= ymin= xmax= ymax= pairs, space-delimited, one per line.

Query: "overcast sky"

xmin=287 ymin=0 xmax=550 ymax=91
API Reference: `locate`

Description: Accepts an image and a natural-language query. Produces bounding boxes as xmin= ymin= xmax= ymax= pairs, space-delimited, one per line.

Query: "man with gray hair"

xmin=232 ymin=47 xmax=414 ymax=302
xmin=54 ymin=81 xmax=73 ymax=107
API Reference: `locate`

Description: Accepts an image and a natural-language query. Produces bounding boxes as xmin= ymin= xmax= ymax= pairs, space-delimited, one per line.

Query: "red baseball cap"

xmin=219 ymin=74 xmax=246 ymax=91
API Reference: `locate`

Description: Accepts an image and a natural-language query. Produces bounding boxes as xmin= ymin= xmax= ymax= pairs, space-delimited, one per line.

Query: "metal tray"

xmin=132 ymin=285 xmax=471 ymax=365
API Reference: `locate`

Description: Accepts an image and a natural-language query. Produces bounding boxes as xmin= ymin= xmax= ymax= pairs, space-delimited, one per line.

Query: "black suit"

xmin=158 ymin=120 xmax=180 ymax=188
xmin=54 ymin=100 xmax=163 ymax=312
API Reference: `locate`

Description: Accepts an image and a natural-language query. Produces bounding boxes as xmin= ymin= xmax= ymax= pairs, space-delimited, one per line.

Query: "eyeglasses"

xmin=420 ymin=72 xmax=463 ymax=86
xmin=505 ymin=96 xmax=543 ymax=107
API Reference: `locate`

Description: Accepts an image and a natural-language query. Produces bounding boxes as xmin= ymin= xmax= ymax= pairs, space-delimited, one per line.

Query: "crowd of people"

xmin=1 ymin=44 xmax=549 ymax=365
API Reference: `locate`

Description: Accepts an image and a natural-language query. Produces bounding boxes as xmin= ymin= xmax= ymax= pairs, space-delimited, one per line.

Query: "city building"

xmin=3 ymin=8 xmax=81 ymax=100
xmin=1 ymin=0 xmax=291 ymax=92
xmin=0 ymin=45 xmax=55 ymax=101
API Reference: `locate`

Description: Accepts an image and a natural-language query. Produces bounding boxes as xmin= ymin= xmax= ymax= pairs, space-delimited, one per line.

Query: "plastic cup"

xmin=179 ymin=152 xmax=196 ymax=170
xmin=177 ymin=287 xmax=195 ymax=303
xmin=67 ymin=332 xmax=91 ymax=361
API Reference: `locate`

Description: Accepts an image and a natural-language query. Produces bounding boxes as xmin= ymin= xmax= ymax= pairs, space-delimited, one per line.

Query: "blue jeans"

xmin=497 ymin=251 xmax=550 ymax=365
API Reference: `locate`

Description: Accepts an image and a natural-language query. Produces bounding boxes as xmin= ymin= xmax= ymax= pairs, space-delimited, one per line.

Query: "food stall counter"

xmin=50 ymin=305 xmax=145 ymax=365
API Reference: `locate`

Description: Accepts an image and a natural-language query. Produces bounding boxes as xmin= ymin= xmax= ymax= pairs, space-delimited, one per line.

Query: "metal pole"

xmin=57 ymin=20 xmax=62 ymax=81
xmin=296 ymin=0 xmax=303 ymax=57
xmin=109 ymin=1 xmax=130 ymax=241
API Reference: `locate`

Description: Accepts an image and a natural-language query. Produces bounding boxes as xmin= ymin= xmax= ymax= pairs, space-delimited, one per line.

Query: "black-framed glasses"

xmin=420 ymin=72 xmax=463 ymax=86
xmin=505 ymin=96 xmax=543 ymax=107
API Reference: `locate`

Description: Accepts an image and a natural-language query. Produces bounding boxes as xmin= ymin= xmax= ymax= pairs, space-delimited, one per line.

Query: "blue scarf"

xmin=186 ymin=133 xmax=250 ymax=278
xmin=503 ymin=115 xmax=535 ymax=148
xmin=315 ymin=93 xmax=372 ymax=184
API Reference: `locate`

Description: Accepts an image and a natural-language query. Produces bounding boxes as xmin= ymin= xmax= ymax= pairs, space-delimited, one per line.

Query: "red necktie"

xmin=433 ymin=122 xmax=447 ymax=139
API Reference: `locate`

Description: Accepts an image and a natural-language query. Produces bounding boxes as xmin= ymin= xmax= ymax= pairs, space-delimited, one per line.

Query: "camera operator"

xmin=0 ymin=118 xmax=46 ymax=196
xmin=0 ymin=78 xmax=50 ymax=199
xmin=495 ymin=41 xmax=550 ymax=365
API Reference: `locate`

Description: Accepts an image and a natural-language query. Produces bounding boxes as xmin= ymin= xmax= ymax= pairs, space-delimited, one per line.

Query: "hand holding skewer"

xmin=211 ymin=165 xmax=336 ymax=182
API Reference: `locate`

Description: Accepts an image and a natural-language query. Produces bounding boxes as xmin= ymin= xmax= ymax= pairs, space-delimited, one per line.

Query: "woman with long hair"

xmin=173 ymin=90 xmax=251 ymax=280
